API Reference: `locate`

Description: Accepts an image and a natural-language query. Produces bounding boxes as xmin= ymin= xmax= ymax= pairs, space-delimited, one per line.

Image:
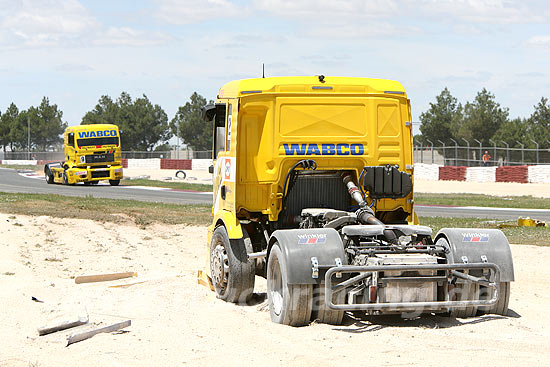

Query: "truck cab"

xmin=45 ymin=124 xmax=123 ymax=185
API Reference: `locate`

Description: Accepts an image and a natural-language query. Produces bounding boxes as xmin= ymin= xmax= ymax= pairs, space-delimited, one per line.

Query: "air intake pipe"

xmin=342 ymin=174 xmax=398 ymax=244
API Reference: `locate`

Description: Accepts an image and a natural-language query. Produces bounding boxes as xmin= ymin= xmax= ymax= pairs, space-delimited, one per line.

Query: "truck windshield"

xmin=77 ymin=137 xmax=119 ymax=147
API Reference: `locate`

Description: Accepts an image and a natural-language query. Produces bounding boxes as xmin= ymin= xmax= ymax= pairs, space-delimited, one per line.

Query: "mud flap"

xmin=435 ymin=228 xmax=514 ymax=282
xmin=268 ymin=228 xmax=347 ymax=285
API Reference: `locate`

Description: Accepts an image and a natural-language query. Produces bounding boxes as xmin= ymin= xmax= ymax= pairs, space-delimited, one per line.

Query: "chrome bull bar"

xmin=324 ymin=263 xmax=500 ymax=311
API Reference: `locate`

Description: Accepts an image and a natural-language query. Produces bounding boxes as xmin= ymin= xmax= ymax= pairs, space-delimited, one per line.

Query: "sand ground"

xmin=1 ymin=212 xmax=549 ymax=367
xmin=2 ymin=170 xmax=549 ymax=366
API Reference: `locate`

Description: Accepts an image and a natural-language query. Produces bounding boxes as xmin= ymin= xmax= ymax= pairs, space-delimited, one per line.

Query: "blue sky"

xmin=1 ymin=0 xmax=550 ymax=137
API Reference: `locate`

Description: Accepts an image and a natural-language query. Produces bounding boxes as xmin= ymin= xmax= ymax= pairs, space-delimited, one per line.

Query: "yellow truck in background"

xmin=44 ymin=124 xmax=123 ymax=186
xmin=201 ymin=76 xmax=514 ymax=326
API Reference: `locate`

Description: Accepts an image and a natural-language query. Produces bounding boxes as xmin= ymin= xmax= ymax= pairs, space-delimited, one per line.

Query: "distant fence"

xmin=414 ymin=145 xmax=550 ymax=166
xmin=1 ymin=150 xmax=213 ymax=161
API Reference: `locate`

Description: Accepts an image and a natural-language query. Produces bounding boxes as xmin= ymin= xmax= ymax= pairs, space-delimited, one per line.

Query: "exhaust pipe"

xmin=342 ymin=174 xmax=398 ymax=244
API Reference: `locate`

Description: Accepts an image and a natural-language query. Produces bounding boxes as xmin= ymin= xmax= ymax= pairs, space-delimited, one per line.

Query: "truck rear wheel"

xmin=477 ymin=282 xmax=510 ymax=316
xmin=267 ymin=243 xmax=312 ymax=326
xmin=449 ymin=281 xmax=478 ymax=318
xmin=209 ymin=226 xmax=255 ymax=303
xmin=311 ymin=283 xmax=345 ymax=325
xmin=109 ymin=179 xmax=120 ymax=186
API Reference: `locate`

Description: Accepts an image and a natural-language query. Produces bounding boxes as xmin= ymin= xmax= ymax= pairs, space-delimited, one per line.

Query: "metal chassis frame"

xmin=324 ymin=263 xmax=500 ymax=311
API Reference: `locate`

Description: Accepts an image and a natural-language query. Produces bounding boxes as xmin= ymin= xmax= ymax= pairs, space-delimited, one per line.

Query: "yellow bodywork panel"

xmin=211 ymin=76 xmax=415 ymax=234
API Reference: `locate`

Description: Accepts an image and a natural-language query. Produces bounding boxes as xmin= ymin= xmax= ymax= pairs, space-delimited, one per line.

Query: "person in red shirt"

xmin=482 ymin=151 xmax=491 ymax=166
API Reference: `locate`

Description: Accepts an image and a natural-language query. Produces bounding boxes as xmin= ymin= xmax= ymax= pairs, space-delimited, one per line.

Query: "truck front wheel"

xmin=209 ymin=226 xmax=255 ymax=303
xmin=44 ymin=167 xmax=54 ymax=184
xmin=109 ymin=179 xmax=120 ymax=186
xmin=267 ymin=243 xmax=313 ymax=326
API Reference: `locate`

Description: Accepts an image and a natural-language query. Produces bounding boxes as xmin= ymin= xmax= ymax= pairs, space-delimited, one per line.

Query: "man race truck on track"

xmin=44 ymin=124 xmax=123 ymax=186
xmin=200 ymin=76 xmax=514 ymax=326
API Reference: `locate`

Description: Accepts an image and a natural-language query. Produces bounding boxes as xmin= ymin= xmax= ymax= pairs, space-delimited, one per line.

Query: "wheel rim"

xmin=211 ymin=243 xmax=229 ymax=294
xmin=269 ymin=254 xmax=283 ymax=316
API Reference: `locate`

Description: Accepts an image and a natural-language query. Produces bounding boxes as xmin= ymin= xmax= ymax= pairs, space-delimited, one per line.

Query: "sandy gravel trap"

xmin=1 ymin=213 xmax=549 ymax=366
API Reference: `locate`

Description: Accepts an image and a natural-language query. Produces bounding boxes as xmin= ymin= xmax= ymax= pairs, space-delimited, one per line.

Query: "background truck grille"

xmin=85 ymin=153 xmax=114 ymax=163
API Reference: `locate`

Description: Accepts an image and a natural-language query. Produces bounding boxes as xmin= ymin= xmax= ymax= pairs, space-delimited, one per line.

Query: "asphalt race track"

xmin=2 ymin=168 xmax=550 ymax=221
xmin=0 ymin=168 xmax=211 ymax=205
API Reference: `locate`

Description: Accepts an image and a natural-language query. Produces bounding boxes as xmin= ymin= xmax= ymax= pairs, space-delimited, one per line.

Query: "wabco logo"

xmin=78 ymin=130 xmax=117 ymax=138
xmin=283 ymin=143 xmax=364 ymax=156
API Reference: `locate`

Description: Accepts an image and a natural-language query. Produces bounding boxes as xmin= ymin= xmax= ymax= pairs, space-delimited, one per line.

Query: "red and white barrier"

xmin=415 ymin=163 xmax=550 ymax=183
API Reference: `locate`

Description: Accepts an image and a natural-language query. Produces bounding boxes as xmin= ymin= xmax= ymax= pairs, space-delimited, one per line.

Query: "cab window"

xmin=226 ymin=104 xmax=232 ymax=151
xmin=213 ymin=103 xmax=226 ymax=158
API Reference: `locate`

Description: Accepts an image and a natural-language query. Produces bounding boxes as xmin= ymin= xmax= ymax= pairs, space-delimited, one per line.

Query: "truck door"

xmin=213 ymin=99 xmax=237 ymax=214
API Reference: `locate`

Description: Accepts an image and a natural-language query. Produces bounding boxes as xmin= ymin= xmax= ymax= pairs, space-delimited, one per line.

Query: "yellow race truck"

xmin=202 ymin=76 xmax=513 ymax=326
xmin=45 ymin=124 xmax=123 ymax=186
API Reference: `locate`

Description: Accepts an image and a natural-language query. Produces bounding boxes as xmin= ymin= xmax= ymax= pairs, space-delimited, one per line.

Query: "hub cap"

xmin=211 ymin=244 xmax=229 ymax=293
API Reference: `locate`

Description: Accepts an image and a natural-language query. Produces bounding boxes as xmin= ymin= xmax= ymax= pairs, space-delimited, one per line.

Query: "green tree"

xmin=418 ymin=87 xmax=462 ymax=145
xmin=154 ymin=143 xmax=172 ymax=152
xmin=82 ymin=92 xmax=171 ymax=151
xmin=9 ymin=108 xmax=28 ymax=151
xmin=492 ymin=118 xmax=528 ymax=147
xmin=0 ymin=103 xmax=19 ymax=152
xmin=526 ymin=97 xmax=550 ymax=148
xmin=452 ymin=88 xmax=509 ymax=145
xmin=170 ymin=92 xmax=213 ymax=151
xmin=28 ymin=97 xmax=67 ymax=151
xmin=81 ymin=95 xmax=118 ymax=125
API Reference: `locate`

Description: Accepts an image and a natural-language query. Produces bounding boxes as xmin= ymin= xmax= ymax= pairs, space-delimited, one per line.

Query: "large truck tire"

xmin=477 ymin=282 xmax=510 ymax=316
xmin=449 ymin=281 xmax=478 ymax=318
xmin=62 ymin=171 xmax=69 ymax=185
xmin=311 ymin=283 xmax=345 ymax=325
xmin=267 ymin=243 xmax=312 ymax=326
xmin=209 ymin=226 xmax=255 ymax=304
xmin=44 ymin=166 xmax=54 ymax=184
xmin=109 ymin=179 xmax=120 ymax=186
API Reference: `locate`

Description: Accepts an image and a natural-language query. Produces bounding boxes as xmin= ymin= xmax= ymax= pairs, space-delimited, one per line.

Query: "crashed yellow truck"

xmin=44 ymin=124 xmax=123 ymax=186
xmin=200 ymin=76 xmax=514 ymax=326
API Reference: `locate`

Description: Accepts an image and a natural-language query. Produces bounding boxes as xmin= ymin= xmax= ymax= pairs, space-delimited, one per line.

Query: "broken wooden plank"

xmin=67 ymin=320 xmax=131 ymax=346
xmin=74 ymin=272 xmax=137 ymax=284
xmin=38 ymin=316 xmax=89 ymax=336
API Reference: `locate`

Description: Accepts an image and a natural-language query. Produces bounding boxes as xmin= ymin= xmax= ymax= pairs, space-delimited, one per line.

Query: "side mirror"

xmin=208 ymin=165 xmax=214 ymax=174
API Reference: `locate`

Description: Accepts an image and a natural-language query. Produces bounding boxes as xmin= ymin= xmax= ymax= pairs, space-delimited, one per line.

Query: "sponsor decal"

xmin=75 ymin=171 xmax=87 ymax=176
xmin=283 ymin=143 xmax=364 ymax=156
xmin=78 ymin=130 xmax=118 ymax=138
xmin=297 ymin=233 xmax=327 ymax=244
xmin=224 ymin=158 xmax=231 ymax=180
xmin=462 ymin=232 xmax=489 ymax=242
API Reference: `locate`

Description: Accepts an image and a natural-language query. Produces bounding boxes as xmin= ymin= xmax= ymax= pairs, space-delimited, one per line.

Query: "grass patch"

xmin=0 ymin=192 xmax=212 ymax=227
xmin=415 ymin=193 xmax=550 ymax=209
xmin=419 ymin=216 xmax=550 ymax=246
xmin=0 ymin=164 xmax=44 ymax=171
xmin=121 ymin=178 xmax=212 ymax=192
